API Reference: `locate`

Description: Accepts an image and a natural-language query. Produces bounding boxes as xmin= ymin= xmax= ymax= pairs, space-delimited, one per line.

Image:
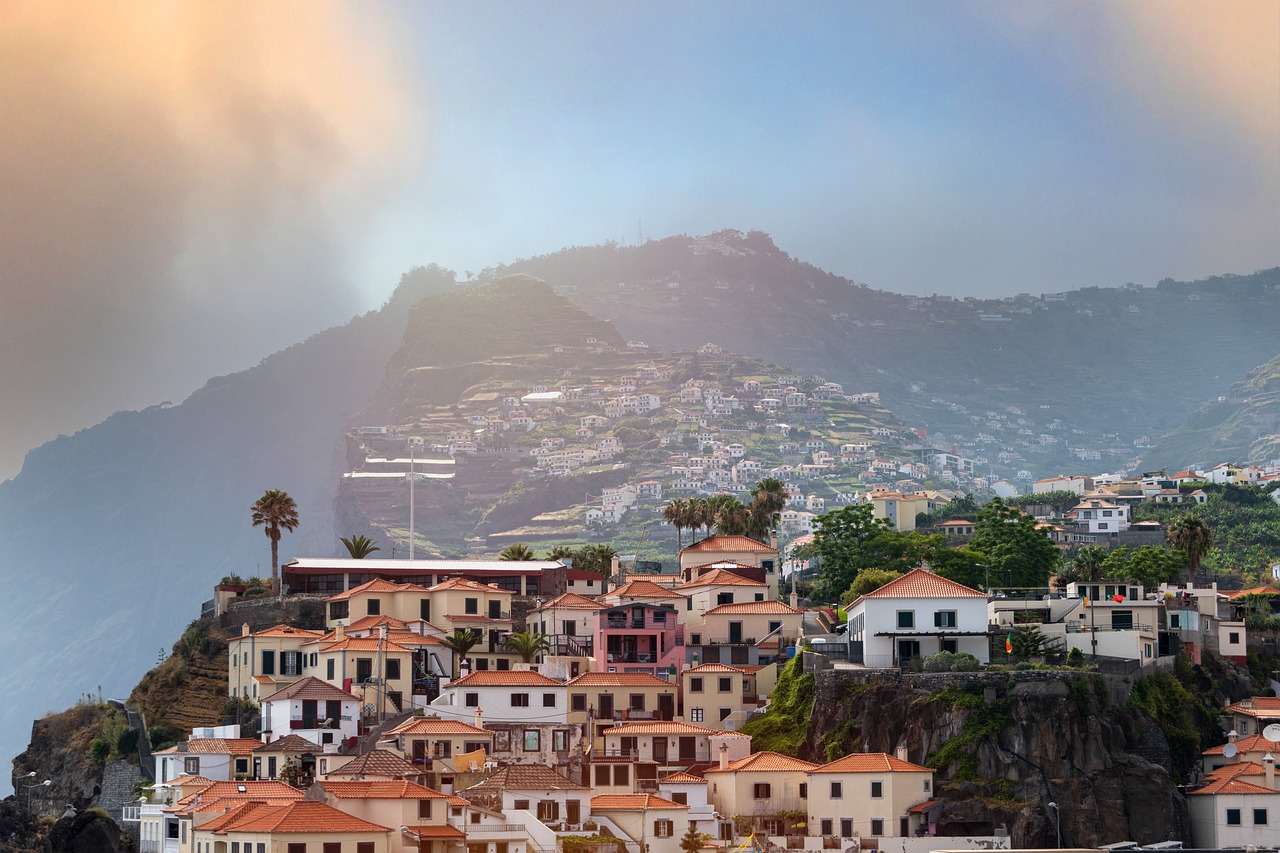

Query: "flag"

xmin=1083 ymin=597 xmax=1090 ymax=607
xmin=1112 ymin=593 xmax=1125 ymax=603
xmin=1005 ymin=632 xmax=1013 ymax=654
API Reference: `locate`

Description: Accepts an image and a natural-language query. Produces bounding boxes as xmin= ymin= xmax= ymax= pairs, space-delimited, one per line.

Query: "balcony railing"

xmin=461 ymin=825 xmax=525 ymax=835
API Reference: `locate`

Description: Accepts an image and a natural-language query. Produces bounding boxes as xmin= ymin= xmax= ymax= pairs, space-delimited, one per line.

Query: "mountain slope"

xmin=0 ymin=265 xmax=457 ymax=788
xmin=1144 ymin=352 xmax=1280 ymax=470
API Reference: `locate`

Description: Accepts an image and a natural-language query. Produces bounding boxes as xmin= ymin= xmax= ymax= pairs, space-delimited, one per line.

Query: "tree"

xmin=251 ymin=489 xmax=299 ymax=593
xmin=969 ymin=498 xmax=1059 ymax=591
xmin=1008 ymin=623 xmax=1057 ymax=658
xmin=680 ymin=823 xmax=711 ymax=853
xmin=840 ymin=569 xmax=902 ymax=605
xmin=749 ymin=477 xmax=789 ymax=540
xmin=442 ymin=629 xmax=481 ymax=675
xmin=340 ymin=535 xmax=380 ymax=559
xmin=1058 ymin=545 xmax=1108 ymax=586
xmin=575 ymin=543 xmax=618 ymax=575
xmin=499 ymin=543 xmax=537 ymax=561
xmin=928 ymin=546 xmax=988 ymax=590
xmin=503 ymin=631 xmax=552 ymax=663
xmin=545 ymin=545 xmax=577 ymax=562
xmin=1168 ymin=512 xmax=1215 ymax=582
xmin=809 ymin=504 xmax=895 ymax=601
xmin=662 ymin=499 xmax=690 ymax=550
xmin=1102 ymin=545 xmax=1184 ymax=590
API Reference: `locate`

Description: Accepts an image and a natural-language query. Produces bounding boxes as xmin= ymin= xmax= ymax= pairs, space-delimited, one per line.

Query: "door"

xmin=657 ymin=694 xmax=675 ymax=721
xmin=653 ymin=737 xmax=668 ymax=763
xmin=728 ymin=622 xmax=743 ymax=644
xmin=897 ymin=639 xmax=921 ymax=663
xmin=566 ymin=800 xmax=581 ymax=826
xmin=678 ymin=737 xmax=697 ymax=761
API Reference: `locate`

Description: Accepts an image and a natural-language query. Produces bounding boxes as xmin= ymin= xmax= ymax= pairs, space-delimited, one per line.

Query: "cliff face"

xmin=803 ymin=669 xmax=1195 ymax=847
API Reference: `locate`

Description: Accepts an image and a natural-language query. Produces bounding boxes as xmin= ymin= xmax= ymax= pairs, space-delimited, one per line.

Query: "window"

xmin=924 ymin=779 xmax=931 ymax=791
xmin=386 ymin=659 xmax=401 ymax=680
xmin=718 ymin=677 xmax=732 ymax=693
xmin=671 ymin=791 xmax=688 ymax=805
xmin=630 ymin=694 xmax=645 ymax=711
xmin=594 ymin=765 xmax=611 ymax=785
xmin=870 ymin=780 xmax=882 ymax=798
xmin=655 ymin=820 xmax=674 ymax=838
xmin=690 ymin=708 xmax=704 ymax=722
xmin=524 ymin=730 xmax=540 ymax=751
xmin=831 ymin=781 xmax=843 ymax=798
xmin=281 ymin=651 xmax=302 ymax=676
xmin=553 ymin=730 xmax=569 ymax=752
xmin=820 ymin=819 xmax=833 ymax=836
xmin=717 ymin=592 xmax=734 ymax=606
xmin=327 ymin=658 xmax=335 ymax=680
xmin=356 ymin=658 xmax=373 ymax=683
xmin=324 ymin=843 xmax=341 ymax=853
xmin=514 ymin=799 xmax=530 ymax=811
xmin=463 ymin=691 xmax=479 ymax=707
xmin=184 ymin=757 xmax=199 ymax=774
xmin=653 ymin=610 xmax=667 ymax=624
xmin=690 ymin=633 xmax=702 ymax=646
xmin=475 ymin=658 xmax=489 ymax=670
xmin=288 ymin=845 xmax=306 ymax=853
xmin=537 ymin=800 xmax=560 ymax=821
xmin=543 ymin=693 xmax=557 ymax=708
xmin=1098 ymin=523 xmax=1108 ymax=530
xmin=869 ymin=818 xmax=884 ymax=836
xmin=232 ymin=843 xmax=240 ymax=853
xmin=934 ymin=610 xmax=957 ymax=628
xmin=1111 ymin=610 xmax=1134 ymax=631
xmin=719 ymin=708 xmax=732 ymax=721
xmin=358 ymin=844 xmax=375 ymax=853
xmin=897 ymin=611 xmax=914 ymax=629
xmin=1254 ymin=808 xmax=1268 ymax=825
xmin=571 ymin=693 xmax=587 ymax=712
xmin=261 ymin=650 xmax=276 ymax=675
xmin=840 ymin=819 xmax=853 ymax=838
xmin=490 ymin=600 xmax=502 ymax=619
xmin=329 ymin=601 xmax=349 ymax=621
xmin=367 ymin=598 xmax=381 ymax=615
xmin=1227 ymin=808 xmax=1241 ymax=826
xmin=690 ymin=677 xmax=704 ymax=693
xmin=465 ymin=597 xmax=479 ymax=614
xmin=420 ymin=599 xmax=431 ymax=621
xmin=753 ymin=783 xmax=771 ymax=799
xmin=268 ymin=757 xmax=277 ymax=778
xmin=512 ymin=693 xmax=530 ymax=707
xmin=613 ymin=765 xmax=629 ymax=785
xmin=798 ymin=783 xmax=807 ymax=798
xmin=1231 ymin=632 xmax=1241 ymax=644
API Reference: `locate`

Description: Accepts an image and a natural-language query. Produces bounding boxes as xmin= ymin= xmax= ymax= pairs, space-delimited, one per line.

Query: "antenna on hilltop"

xmin=637 ymin=219 xmax=643 ymax=245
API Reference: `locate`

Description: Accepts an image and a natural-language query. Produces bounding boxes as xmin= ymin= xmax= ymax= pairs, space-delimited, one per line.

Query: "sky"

xmin=0 ymin=0 xmax=1276 ymax=479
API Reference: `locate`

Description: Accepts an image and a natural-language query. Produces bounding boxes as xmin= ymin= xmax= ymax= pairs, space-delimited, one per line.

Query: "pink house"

xmin=594 ymin=603 xmax=685 ymax=679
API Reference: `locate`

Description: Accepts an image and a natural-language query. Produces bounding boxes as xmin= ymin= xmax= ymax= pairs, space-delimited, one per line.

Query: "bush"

xmin=950 ymin=653 xmax=981 ymax=672
xmin=1066 ymin=647 xmax=1085 ymax=668
xmin=116 ymin=728 xmax=139 ymax=758
xmin=922 ymin=651 xmax=981 ymax=672
xmin=90 ymin=738 xmax=110 ymax=763
xmin=1014 ymin=661 xmax=1034 ymax=671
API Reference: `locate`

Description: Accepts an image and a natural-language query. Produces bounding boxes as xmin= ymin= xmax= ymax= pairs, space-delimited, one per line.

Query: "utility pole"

xmin=408 ymin=445 xmax=416 ymax=561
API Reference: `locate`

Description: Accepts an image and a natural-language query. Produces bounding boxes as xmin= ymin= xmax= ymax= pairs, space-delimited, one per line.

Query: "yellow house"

xmin=704 ymin=752 xmax=818 ymax=832
xmin=193 ymin=800 xmax=392 ymax=853
xmin=326 ymin=578 xmax=433 ymax=628
xmin=868 ymin=491 xmax=949 ymax=532
xmin=427 ymin=577 xmax=519 ymax=672
xmin=565 ymin=672 xmax=678 ymax=747
xmin=530 ymin=592 xmax=604 ymax=661
xmin=806 ymin=752 xmax=935 ymax=840
xmin=677 ymin=569 xmax=769 ymax=632
xmin=699 ymin=600 xmax=804 ymax=665
xmin=679 ymin=536 xmax=779 ymax=599
xmin=227 ymin=623 xmax=325 ymax=701
xmin=317 ymin=779 xmax=467 ymax=853
xmin=383 ymin=717 xmax=494 ymax=770
xmin=310 ymin=628 xmax=416 ymax=717
xmin=680 ymin=663 xmax=750 ymax=726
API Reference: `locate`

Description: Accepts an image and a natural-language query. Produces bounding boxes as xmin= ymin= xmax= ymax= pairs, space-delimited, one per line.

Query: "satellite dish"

xmin=1263 ymin=724 xmax=1280 ymax=742
xmin=1223 ymin=742 xmax=1238 ymax=758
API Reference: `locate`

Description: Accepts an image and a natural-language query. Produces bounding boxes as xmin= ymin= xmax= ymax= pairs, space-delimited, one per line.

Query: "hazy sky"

xmin=0 ymin=0 xmax=1276 ymax=478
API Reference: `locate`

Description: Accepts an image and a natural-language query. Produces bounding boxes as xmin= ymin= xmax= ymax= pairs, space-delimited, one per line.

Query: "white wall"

xmin=851 ymin=596 xmax=990 ymax=667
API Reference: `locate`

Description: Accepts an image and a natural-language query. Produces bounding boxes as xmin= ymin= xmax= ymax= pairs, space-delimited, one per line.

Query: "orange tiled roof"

xmin=448 ymin=670 xmax=564 ymax=687
xmin=176 ymin=780 xmax=303 ymax=806
xmin=430 ymin=576 xmax=514 ymax=595
xmin=1226 ymin=698 xmax=1280 ymax=718
xmin=155 ymin=738 xmax=264 ymax=756
xmin=405 ymin=825 xmax=467 ymax=840
xmin=204 ymin=800 xmax=392 ymax=834
xmin=254 ymin=735 xmax=321 ymax=754
xmin=605 ymin=721 xmax=723 ymax=736
xmin=382 ymin=631 xmax=445 ymax=647
xmin=591 ymin=793 xmax=687 ymax=811
xmin=1204 ymin=735 xmax=1280 ymax=755
xmin=388 ymin=717 xmax=492 ymax=736
xmin=681 ymin=535 xmax=778 ymax=554
xmin=326 ymin=578 xmax=425 ymax=601
xmin=855 ymin=567 xmax=986 ymax=601
xmin=908 ymin=798 xmax=941 ymax=814
xmin=660 ymin=771 xmax=708 ymax=784
xmin=1228 ymin=586 xmax=1280 ymax=600
xmin=464 ymin=764 xmax=588 ymax=792
xmin=680 ymin=568 xmax=767 ymax=589
xmin=684 ymin=663 xmax=747 ymax=674
xmin=1190 ymin=776 xmax=1280 ymax=796
xmin=1205 ymin=762 xmax=1267 ymax=780
xmin=320 ymin=636 xmax=413 ymax=653
xmin=324 ymin=750 xmax=420 ymax=779
xmin=609 ymin=579 xmax=684 ymax=599
xmin=567 ymin=672 xmax=672 ymax=687
xmin=812 ymin=752 xmax=931 ymax=773
xmin=260 ymin=676 xmax=356 ymax=703
xmin=705 ymin=600 xmax=802 ymax=615
xmin=346 ymin=615 xmax=409 ymax=631
xmin=320 ymin=780 xmax=452 ymax=799
xmin=534 ymin=592 xmax=605 ymax=611
xmin=705 ymin=752 xmax=819 ymax=773
xmin=246 ymin=624 xmax=325 ymax=639
xmin=161 ymin=774 xmax=213 ymax=788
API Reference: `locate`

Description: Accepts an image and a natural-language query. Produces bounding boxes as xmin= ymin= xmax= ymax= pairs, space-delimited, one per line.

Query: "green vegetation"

xmin=922 ymin=651 xmax=981 ymax=672
xmin=340 ymin=534 xmax=380 ymax=559
xmin=923 ymin=684 xmax=1011 ymax=781
xmin=1127 ymin=657 xmax=1223 ymax=782
xmin=1133 ymin=484 xmax=1280 ymax=584
xmin=250 ymin=488 xmax=299 ymax=592
xmin=740 ymin=654 xmax=814 ymax=755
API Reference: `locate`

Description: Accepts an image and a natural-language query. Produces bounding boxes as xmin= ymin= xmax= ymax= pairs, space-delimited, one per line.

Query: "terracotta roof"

xmin=940 ymin=520 xmax=974 ymax=527
xmin=160 ymin=774 xmax=213 ymax=788
xmin=1205 ymin=735 xmax=1280 ymax=755
xmin=534 ymin=592 xmax=605 ymax=611
xmin=1205 ymin=761 xmax=1267 ymax=780
xmin=323 ymin=750 xmax=419 ymax=779
xmin=605 ymin=721 xmax=723 ymax=736
xmin=448 ymin=670 xmax=564 ymax=688
xmin=908 ymin=799 xmax=941 ymax=814
xmin=683 ymin=663 xmax=747 ymax=674
xmin=203 ymin=800 xmax=392 ymax=834
xmin=812 ymin=752 xmax=931 ymax=773
xmin=679 ymin=568 xmax=767 ymax=589
xmin=590 ymin=793 xmax=688 ymax=811
xmin=463 ymin=764 xmax=588 ymax=792
xmin=388 ymin=717 xmax=492 ymax=737
xmin=245 ymin=624 xmax=325 ymax=639
xmin=1227 ymin=698 xmax=1280 ymax=718
xmin=854 ymin=567 xmax=986 ymax=602
xmin=405 ymin=825 xmax=467 ymax=840
xmin=320 ymin=636 xmax=413 ymax=653
xmin=430 ymin=576 xmax=514 ymax=595
xmin=260 ymin=676 xmax=356 ymax=704
xmin=155 ymin=738 xmax=264 ymax=756
xmin=382 ymin=631 xmax=445 ymax=647
xmin=253 ymin=676 xmax=275 ymax=684
xmin=681 ymin=535 xmax=778 ymax=554
xmin=254 ymin=735 xmax=321 ymax=754
xmin=326 ymin=578 xmax=425 ymax=601
xmin=176 ymin=780 xmax=303 ymax=806
xmin=346 ymin=615 xmax=409 ymax=631
xmin=1190 ymin=776 xmax=1280 ymax=796
xmin=705 ymin=752 xmax=819 ymax=773
xmin=705 ymin=600 xmax=802 ymax=615
xmin=567 ymin=672 xmax=673 ymax=687
xmin=320 ymin=780 xmax=452 ymax=799
xmin=1228 ymin=586 xmax=1280 ymax=600
xmin=608 ymin=579 xmax=684 ymax=599
xmin=659 ymin=771 xmax=708 ymax=784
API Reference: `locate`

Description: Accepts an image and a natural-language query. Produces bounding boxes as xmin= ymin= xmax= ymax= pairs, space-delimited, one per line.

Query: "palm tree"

xmin=251 ymin=489 xmax=299 ymax=593
xmin=503 ymin=631 xmax=552 ymax=663
xmin=749 ymin=477 xmax=788 ymax=540
xmin=340 ymin=535 xmax=381 ymax=559
xmin=545 ymin=545 xmax=577 ymax=562
xmin=1168 ymin=512 xmax=1215 ymax=582
xmin=499 ymin=543 xmax=537 ymax=561
xmin=1058 ymin=545 xmax=1107 ymax=587
xmin=662 ymin=499 xmax=689 ymax=550
xmin=442 ymin=629 xmax=482 ymax=676
xmin=712 ymin=499 xmax=752 ymax=536
xmin=576 ymin=543 xmax=619 ymax=575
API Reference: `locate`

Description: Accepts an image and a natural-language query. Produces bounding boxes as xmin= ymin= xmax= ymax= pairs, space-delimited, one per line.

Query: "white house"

xmin=1189 ymin=761 xmax=1280 ymax=847
xmin=846 ymin=568 xmax=990 ymax=668
xmin=259 ymin=677 xmax=361 ymax=749
xmin=429 ymin=670 xmax=567 ymax=725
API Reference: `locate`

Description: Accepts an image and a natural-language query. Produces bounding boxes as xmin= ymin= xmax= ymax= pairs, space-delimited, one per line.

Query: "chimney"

xmin=1229 ymin=729 xmax=1239 ymax=742
xmin=242 ymin=623 xmax=250 ymax=637
xmin=335 ymin=624 xmax=345 ymax=639
xmin=474 ymin=707 xmax=484 ymax=729
xmin=1266 ymin=753 xmax=1275 ymax=790
xmin=895 ymin=744 xmax=909 ymax=762
xmin=718 ymin=742 xmax=729 ymax=771
xmin=789 ymin=589 xmax=799 ymax=609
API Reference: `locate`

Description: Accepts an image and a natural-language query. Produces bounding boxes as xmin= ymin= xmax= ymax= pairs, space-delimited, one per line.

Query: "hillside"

xmin=1144 ymin=352 xmax=1280 ymax=470
xmin=494 ymin=231 xmax=1280 ymax=476
xmin=0 ymin=265 xmax=457 ymax=790
xmin=337 ymin=276 xmax=928 ymax=561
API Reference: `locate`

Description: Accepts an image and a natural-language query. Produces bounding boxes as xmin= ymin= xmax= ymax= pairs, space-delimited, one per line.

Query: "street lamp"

xmin=22 ymin=777 xmax=52 ymax=811
xmin=1046 ymin=801 xmax=1061 ymax=848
